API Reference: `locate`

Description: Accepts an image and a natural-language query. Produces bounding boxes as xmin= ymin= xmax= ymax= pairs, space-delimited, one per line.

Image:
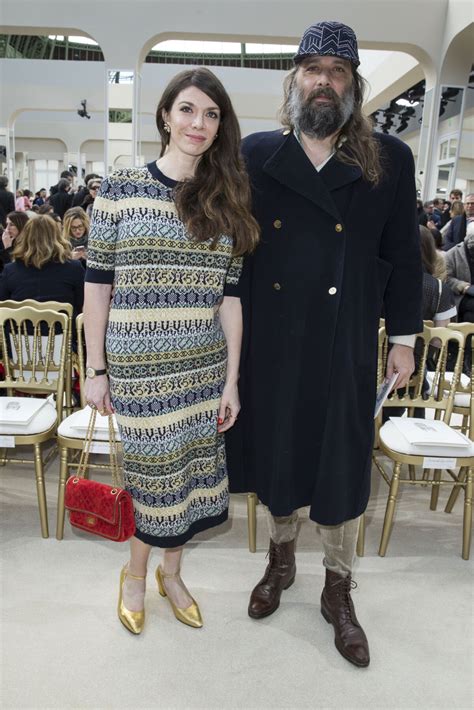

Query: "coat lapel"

xmin=263 ymin=132 xmax=362 ymax=222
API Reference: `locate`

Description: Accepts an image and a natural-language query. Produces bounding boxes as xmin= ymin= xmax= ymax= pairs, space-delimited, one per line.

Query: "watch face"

xmin=86 ymin=367 xmax=95 ymax=378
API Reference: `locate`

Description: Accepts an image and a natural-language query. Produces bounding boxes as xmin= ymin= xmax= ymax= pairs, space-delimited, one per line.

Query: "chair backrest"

xmin=75 ymin=313 xmax=87 ymax=408
xmin=447 ymin=321 xmax=474 ymax=434
xmin=0 ymin=306 xmax=69 ymax=419
xmin=379 ymin=324 xmax=465 ymax=423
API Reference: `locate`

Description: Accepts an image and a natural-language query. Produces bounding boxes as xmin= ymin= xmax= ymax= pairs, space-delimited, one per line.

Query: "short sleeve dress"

xmin=85 ymin=162 xmax=242 ymax=547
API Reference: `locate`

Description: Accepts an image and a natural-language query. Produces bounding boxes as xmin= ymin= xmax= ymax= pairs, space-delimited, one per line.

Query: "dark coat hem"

xmin=255 ymin=494 xmax=369 ymax=527
xmin=133 ymin=509 xmax=228 ymax=547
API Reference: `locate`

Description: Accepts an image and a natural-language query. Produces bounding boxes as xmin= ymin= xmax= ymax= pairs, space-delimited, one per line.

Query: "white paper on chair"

xmin=389 ymin=417 xmax=471 ymax=448
xmin=374 ymin=372 xmax=400 ymax=418
xmin=0 ymin=397 xmax=49 ymax=425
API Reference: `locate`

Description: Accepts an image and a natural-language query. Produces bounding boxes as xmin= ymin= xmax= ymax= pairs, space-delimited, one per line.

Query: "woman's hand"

xmin=2 ymin=229 xmax=14 ymax=249
xmin=217 ymin=382 xmax=240 ymax=433
xmin=84 ymin=375 xmax=114 ymax=415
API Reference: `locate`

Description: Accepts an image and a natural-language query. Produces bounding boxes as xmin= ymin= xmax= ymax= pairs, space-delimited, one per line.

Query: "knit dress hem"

xmin=133 ymin=509 xmax=228 ymax=547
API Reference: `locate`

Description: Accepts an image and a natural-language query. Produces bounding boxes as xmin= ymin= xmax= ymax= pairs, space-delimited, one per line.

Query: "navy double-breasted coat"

xmin=226 ymin=129 xmax=423 ymax=525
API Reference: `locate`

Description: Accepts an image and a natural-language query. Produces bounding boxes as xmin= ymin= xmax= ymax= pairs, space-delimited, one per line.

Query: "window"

xmin=34 ymin=159 xmax=59 ymax=192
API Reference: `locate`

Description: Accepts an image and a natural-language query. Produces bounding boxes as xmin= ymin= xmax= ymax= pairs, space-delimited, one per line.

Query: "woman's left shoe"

xmin=155 ymin=565 xmax=203 ymax=628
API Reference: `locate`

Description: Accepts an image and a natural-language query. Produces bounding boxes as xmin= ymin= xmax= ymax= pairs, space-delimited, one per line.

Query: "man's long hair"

xmin=280 ymin=66 xmax=383 ymax=185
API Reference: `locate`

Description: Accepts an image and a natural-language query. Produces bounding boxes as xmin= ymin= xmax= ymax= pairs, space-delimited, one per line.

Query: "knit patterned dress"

xmin=85 ymin=162 xmax=242 ymax=546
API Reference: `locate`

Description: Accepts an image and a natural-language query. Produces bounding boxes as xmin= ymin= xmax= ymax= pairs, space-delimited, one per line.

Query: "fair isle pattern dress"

xmin=85 ymin=162 xmax=242 ymax=547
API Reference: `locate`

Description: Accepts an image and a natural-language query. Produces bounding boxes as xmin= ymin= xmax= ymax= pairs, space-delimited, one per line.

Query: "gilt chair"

xmin=0 ymin=305 xmax=69 ymax=537
xmin=374 ymin=324 xmax=473 ymax=560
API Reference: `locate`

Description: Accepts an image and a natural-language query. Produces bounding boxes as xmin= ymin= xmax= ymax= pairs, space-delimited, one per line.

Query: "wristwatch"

xmin=86 ymin=366 xmax=107 ymax=379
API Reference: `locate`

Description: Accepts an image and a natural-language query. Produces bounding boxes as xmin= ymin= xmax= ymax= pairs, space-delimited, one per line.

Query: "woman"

xmin=84 ymin=68 xmax=259 ymax=635
xmin=441 ymin=199 xmax=465 ymax=240
xmin=419 ymin=225 xmax=456 ymax=325
xmin=0 ymin=214 xmax=84 ymax=319
xmin=15 ymin=189 xmax=32 ymax=212
xmin=81 ymin=179 xmax=101 ymax=217
xmin=33 ymin=189 xmax=47 ymax=207
xmin=0 ymin=211 xmax=29 ymax=271
xmin=62 ymin=207 xmax=90 ymax=264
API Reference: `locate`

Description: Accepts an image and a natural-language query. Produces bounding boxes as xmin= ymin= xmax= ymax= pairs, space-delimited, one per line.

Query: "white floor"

xmin=1 ymin=449 xmax=473 ymax=710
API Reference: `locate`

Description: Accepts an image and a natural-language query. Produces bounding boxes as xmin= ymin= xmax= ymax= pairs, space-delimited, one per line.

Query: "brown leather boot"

xmin=248 ymin=539 xmax=296 ymax=619
xmin=320 ymin=569 xmax=370 ymax=668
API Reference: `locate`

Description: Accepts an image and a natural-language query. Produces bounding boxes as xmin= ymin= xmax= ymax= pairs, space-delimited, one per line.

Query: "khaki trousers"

xmin=266 ymin=508 xmax=361 ymax=578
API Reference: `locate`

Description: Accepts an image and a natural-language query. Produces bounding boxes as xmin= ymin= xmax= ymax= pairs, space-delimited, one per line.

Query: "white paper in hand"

xmin=374 ymin=372 xmax=400 ymax=419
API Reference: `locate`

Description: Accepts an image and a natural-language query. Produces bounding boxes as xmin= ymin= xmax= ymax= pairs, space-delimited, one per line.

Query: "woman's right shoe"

xmin=118 ymin=565 xmax=146 ymax=635
xmin=156 ymin=565 xmax=203 ymax=628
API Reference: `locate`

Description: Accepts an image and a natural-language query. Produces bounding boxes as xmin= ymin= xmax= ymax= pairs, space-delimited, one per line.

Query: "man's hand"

xmin=386 ymin=344 xmax=415 ymax=391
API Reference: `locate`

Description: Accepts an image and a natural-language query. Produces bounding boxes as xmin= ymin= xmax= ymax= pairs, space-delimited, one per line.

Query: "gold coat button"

xmin=335 ymin=223 xmax=343 ymax=232
xmin=273 ymin=282 xmax=281 ymax=291
xmin=273 ymin=219 xmax=282 ymax=229
xmin=328 ymin=287 xmax=337 ymax=295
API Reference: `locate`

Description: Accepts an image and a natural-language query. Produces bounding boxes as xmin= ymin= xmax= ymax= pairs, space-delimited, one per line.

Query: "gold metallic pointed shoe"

xmin=156 ymin=565 xmax=203 ymax=628
xmin=118 ymin=565 xmax=146 ymax=635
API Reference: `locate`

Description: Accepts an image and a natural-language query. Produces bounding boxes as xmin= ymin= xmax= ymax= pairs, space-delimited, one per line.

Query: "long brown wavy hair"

xmin=156 ymin=68 xmax=259 ymax=255
xmin=280 ymin=65 xmax=383 ymax=185
xmin=12 ymin=215 xmax=72 ymax=268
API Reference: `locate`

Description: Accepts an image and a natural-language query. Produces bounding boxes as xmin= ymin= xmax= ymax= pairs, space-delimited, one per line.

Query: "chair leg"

xmin=445 ymin=467 xmax=466 ymax=513
xmin=33 ymin=442 xmax=49 ymax=538
xmin=430 ymin=469 xmax=442 ymax=510
xmin=56 ymin=446 xmax=69 ymax=540
xmin=356 ymin=513 xmax=365 ymax=557
xmin=379 ymin=461 xmax=401 ymax=557
xmin=0 ymin=447 xmax=5 ymax=466
xmin=461 ymin=414 xmax=469 ymax=435
xmin=247 ymin=493 xmax=257 ymax=553
xmin=408 ymin=465 xmax=416 ymax=481
xmin=462 ymin=468 xmax=473 ymax=560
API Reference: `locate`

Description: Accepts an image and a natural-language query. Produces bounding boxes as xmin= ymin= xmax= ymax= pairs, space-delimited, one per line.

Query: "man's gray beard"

xmin=288 ymin=84 xmax=355 ymax=139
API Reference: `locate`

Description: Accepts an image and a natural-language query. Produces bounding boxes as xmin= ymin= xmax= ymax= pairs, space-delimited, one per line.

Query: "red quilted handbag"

xmin=65 ymin=409 xmax=135 ymax=542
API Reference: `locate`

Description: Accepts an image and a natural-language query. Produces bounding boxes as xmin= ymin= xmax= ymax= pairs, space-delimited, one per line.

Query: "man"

xmin=430 ymin=198 xmax=444 ymax=228
xmin=0 ymin=176 xmax=15 ymax=228
xmin=50 ymin=169 xmax=74 ymax=197
xmin=226 ymin=21 xmax=422 ymax=668
xmin=450 ymin=189 xmax=463 ymax=202
xmin=444 ymin=193 xmax=474 ymax=251
xmin=49 ymin=177 xmax=73 ymax=219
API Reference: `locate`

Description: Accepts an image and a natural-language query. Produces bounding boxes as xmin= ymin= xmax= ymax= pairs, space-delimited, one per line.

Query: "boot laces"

xmin=331 ymin=576 xmax=357 ymax=623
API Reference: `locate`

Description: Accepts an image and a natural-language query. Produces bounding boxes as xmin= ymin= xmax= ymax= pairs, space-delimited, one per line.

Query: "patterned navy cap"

xmin=294 ymin=21 xmax=360 ymax=66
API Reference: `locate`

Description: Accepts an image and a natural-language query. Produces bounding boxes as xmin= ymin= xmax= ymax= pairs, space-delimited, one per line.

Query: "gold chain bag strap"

xmin=64 ymin=409 xmax=136 ymax=541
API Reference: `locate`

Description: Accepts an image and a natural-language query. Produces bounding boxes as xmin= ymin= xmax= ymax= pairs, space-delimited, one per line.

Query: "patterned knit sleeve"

xmin=223 ymin=255 xmax=243 ymax=297
xmin=85 ymin=175 xmax=120 ymax=284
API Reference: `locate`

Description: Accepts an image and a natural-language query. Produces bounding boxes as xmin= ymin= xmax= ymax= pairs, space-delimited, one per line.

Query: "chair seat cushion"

xmin=426 ymin=371 xmax=471 ymax=408
xmin=0 ymin=399 xmax=57 ymax=435
xmin=379 ymin=419 xmax=474 ymax=457
xmin=58 ymin=407 xmax=121 ymax=441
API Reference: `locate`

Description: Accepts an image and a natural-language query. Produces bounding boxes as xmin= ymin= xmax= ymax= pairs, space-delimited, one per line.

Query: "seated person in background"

xmin=62 ymin=207 xmax=89 ymax=265
xmin=33 ymin=189 xmax=47 ymax=207
xmin=445 ymin=220 xmax=474 ymax=323
xmin=0 ymin=214 xmax=84 ymax=323
xmin=441 ymin=199 xmax=465 ymax=239
xmin=15 ymin=189 xmax=32 ymax=212
xmin=443 ymin=193 xmax=474 ymax=251
xmin=0 ymin=211 xmax=29 ymax=271
xmin=420 ymin=226 xmax=456 ymax=326
xmin=383 ymin=228 xmax=456 ymax=421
